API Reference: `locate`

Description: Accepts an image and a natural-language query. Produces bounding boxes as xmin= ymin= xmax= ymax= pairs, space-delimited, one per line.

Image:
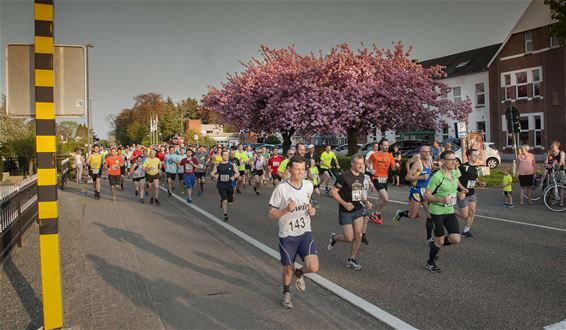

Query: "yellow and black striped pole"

xmin=34 ymin=0 xmax=63 ymax=328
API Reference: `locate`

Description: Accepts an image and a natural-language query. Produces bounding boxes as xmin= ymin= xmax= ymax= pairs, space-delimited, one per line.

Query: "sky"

xmin=1 ymin=0 xmax=531 ymax=139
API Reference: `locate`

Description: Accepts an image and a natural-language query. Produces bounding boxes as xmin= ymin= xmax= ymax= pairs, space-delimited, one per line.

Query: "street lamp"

xmin=86 ymin=43 xmax=94 ymax=149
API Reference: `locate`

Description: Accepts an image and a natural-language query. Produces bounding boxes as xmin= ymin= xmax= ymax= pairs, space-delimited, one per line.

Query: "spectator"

xmin=517 ymin=144 xmax=536 ymax=206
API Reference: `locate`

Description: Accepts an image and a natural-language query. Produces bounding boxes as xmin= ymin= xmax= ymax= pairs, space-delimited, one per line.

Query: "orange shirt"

xmin=106 ymin=155 xmax=124 ymax=176
xmin=369 ymin=151 xmax=395 ymax=178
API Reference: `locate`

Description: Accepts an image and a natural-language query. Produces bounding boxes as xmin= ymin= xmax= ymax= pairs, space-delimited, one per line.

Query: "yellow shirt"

xmin=320 ymin=151 xmax=337 ymax=169
xmin=502 ymin=174 xmax=513 ymax=192
xmin=89 ymin=154 xmax=103 ymax=173
xmin=143 ymin=157 xmax=161 ymax=176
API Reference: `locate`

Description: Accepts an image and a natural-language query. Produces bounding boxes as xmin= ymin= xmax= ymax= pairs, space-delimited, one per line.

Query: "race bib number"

xmin=287 ymin=217 xmax=306 ymax=233
xmin=198 ymin=164 xmax=204 ymax=169
xmin=185 ymin=164 xmax=193 ymax=172
xmin=92 ymin=168 xmax=100 ymax=174
xmin=273 ymin=162 xmax=280 ymax=167
xmin=352 ymin=189 xmax=362 ymax=202
xmin=220 ymin=174 xmax=230 ymax=182
xmin=444 ymin=194 xmax=457 ymax=207
xmin=377 ymin=176 xmax=387 ymax=184
xmin=467 ymin=180 xmax=476 ymax=189
xmin=111 ymin=163 xmax=119 ymax=170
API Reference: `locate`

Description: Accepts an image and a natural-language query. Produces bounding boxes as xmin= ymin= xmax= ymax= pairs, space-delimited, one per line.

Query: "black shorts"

xmin=195 ymin=172 xmax=206 ymax=179
xmin=503 ymin=191 xmax=512 ymax=197
xmin=177 ymin=173 xmax=184 ymax=181
xmin=245 ymin=164 xmax=252 ymax=171
xmin=372 ymin=179 xmax=389 ymax=191
xmin=239 ymin=170 xmax=246 ymax=176
xmin=108 ymin=174 xmax=121 ymax=186
xmin=272 ymin=173 xmax=282 ymax=181
xmin=252 ymin=169 xmax=264 ymax=177
xmin=519 ymin=174 xmax=533 ymax=187
xmin=166 ymin=172 xmax=177 ymax=181
xmin=431 ymin=213 xmax=460 ymax=237
xmin=120 ymin=166 xmax=126 ymax=175
xmin=133 ymin=177 xmax=145 ymax=182
xmin=218 ymin=186 xmax=234 ymax=202
xmin=147 ymin=173 xmax=160 ymax=181
xmin=319 ymin=168 xmax=330 ymax=175
xmin=90 ymin=171 xmax=101 ymax=180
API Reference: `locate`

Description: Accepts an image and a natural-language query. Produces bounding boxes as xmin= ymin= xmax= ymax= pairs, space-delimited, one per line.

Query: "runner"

xmin=130 ymin=154 xmax=146 ymax=203
xmin=268 ymin=147 xmax=284 ymax=187
xmin=157 ymin=145 xmax=166 ymax=182
xmin=319 ymin=144 xmax=340 ymax=194
xmin=180 ymin=149 xmax=199 ymax=204
xmin=361 ymin=169 xmax=382 ymax=245
xmin=165 ymin=146 xmax=180 ymax=197
xmin=245 ymin=145 xmax=255 ymax=186
xmin=143 ymin=150 xmax=162 ymax=206
xmin=195 ymin=146 xmax=208 ymax=196
xmin=211 ymin=150 xmax=240 ymax=221
xmin=277 ymin=148 xmax=296 ymax=181
xmin=86 ymin=145 xmax=103 ymax=200
xmin=392 ymin=146 xmax=433 ymax=227
xmin=423 ymin=150 xmax=469 ymax=273
xmin=268 ymin=155 xmax=319 ymax=309
xmin=105 ymin=147 xmax=124 ymax=201
xmin=391 ymin=145 xmax=402 ymax=187
xmin=308 ymin=159 xmax=321 ymax=207
xmin=118 ymin=147 xmax=126 ymax=190
xmin=251 ymin=150 xmax=266 ymax=196
xmin=457 ymin=149 xmax=486 ymax=238
xmin=234 ymin=144 xmax=249 ymax=193
xmin=176 ymin=148 xmax=187 ymax=192
xmin=327 ymin=155 xmax=371 ymax=271
xmin=367 ymin=139 xmax=396 ymax=222
xmin=261 ymin=146 xmax=271 ymax=184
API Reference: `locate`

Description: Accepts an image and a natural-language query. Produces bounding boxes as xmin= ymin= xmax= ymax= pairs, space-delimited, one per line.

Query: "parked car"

xmin=334 ymin=144 xmax=364 ymax=157
xmin=357 ymin=139 xmax=430 ymax=157
xmin=454 ymin=142 xmax=501 ymax=169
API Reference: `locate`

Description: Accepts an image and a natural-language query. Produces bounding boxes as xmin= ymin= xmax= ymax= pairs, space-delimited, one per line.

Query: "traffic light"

xmin=506 ymin=105 xmax=521 ymax=133
xmin=505 ymin=107 xmax=513 ymax=132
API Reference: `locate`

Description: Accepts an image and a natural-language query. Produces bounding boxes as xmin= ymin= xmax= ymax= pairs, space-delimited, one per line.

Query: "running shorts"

xmin=409 ymin=186 xmax=426 ymax=203
xmin=431 ymin=213 xmax=460 ymax=237
xmin=338 ymin=208 xmax=365 ymax=225
xmin=147 ymin=173 xmax=160 ymax=181
xmin=166 ymin=172 xmax=177 ymax=181
xmin=239 ymin=170 xmax=245 ymax=176
xmin=183 ymin=174 xmax=196 ymax=188
xmin=372 ymin=179 xmax=388 ymax=191
xmin=278 ymin=231 xmax=317 ymax=266
xmin=218 ymin=186 xmax=234 ymax=202
xmin=272 ymin=173 xmax=282 ymax=181
xmin=457 ymin=194 xmax=477 ymax=209
xmin=252 ymin=169 xmax=264 ymax=177
xmin=133 ymin=177 xmax=145 ymax=182
xmin=108 ymin=174 xmax=121 ymax=186
xmin=519 ymin=174 xmax=534 ymax=187
xmin=195 ymin=172 xmax=206 ymax=180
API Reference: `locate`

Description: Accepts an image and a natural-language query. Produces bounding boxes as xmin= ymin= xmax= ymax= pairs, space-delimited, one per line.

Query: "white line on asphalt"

xmin=160 ymin=186 xmax=417 ymax=330
xmin=544 ymin=319 xmax=566 ymax=330
xmin=367 ymin=196 xmax=566 ymax=232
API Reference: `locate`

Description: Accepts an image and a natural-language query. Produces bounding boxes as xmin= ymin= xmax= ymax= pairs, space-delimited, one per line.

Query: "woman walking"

xmin=517 ymin=145 xmax=536 ymax=206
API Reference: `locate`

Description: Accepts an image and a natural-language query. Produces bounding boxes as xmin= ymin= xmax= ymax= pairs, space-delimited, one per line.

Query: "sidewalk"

xmin=1 ymin=182 xmax=388 ymax=329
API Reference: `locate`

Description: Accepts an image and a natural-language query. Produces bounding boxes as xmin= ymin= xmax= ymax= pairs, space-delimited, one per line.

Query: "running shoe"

xmin=346 ymin=258 xmax=362 ymax=271
xmin=168 ymin=190 xmax=172 ymax=197
xmin=150 ymin=197 xmax=154 ymax=204
xmin=327 ymin=233 xmax=336 ymax=251
xmin=282 ymin=292 xmax=293 ymax=309
xmin=425 ymin=261 xmax=441 ymax=273
xmin=508 ymin=204 xmax=514 ymax=208
xmin=392 ymin=209 xmax=403 ymax=224
xmin=295 ymin=273 xmax=306 ymax=292
xmin=369 ymin=212 xmax=383 ymax=225
xmin=462 ymin=231 xmax=474 ymax=239
xmin=224 ymin=214 xmax=229 ymax=222
xmin=155 ymin=199 xmax=160 ymax=206
xmin=361 ymin=234 xmax=369 ymax=245
xmin=187 ymin=197 xmax=192 ymax=204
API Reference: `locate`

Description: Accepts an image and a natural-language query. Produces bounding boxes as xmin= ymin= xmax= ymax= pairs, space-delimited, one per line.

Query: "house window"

xmin=519 ymin=116 xmax=530 ymax=145
xmin=516 ymin=72 xmax=528 ymax=99
xmin=504 ymin=74 xmax=511 ymax=86
xmin=476 ymin=121 xmax=486 ymax=133
xmin=453 ymin=87 xmax=461 ymax=103
xmin=502 ymin=113 xmax=544 ymax=147
xmin=550 ymin=35 xmax=560 ymax=48
xmin=442 ymin=126 xmax=449 ymax=140
xmin=475 ymin=83 xmax=485 ymax=107
xmin=534 ymin=115 xmax=542 ymax=146
xmin=532 ymin=69 xmax=541 ymax=97
xmin=525 ymin=31 xmax=533 ymax=53
xmin=502 ymin=67 xmax=543 ymax=101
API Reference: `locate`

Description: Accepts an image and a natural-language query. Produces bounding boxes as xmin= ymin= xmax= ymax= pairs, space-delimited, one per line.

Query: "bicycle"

xmin=524 ymin=165 xmax=566 ymax=212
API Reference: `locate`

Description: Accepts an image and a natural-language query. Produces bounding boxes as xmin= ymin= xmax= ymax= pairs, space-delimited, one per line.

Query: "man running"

xmin=251 ymin=151 xmax=266 ymax=196
xmin=211 ymin=150 xmax=240 ymax=221
xmin=393 ymin=146 xmax=433 ymax=227
xmin=268 ymin=155 xmax=319 ymax=309
xmin=268 ymin=148 xmax=284 ymax=186
xmin=368 ymin=139 xmax=396 ymax=222
xmin=195 ymin=146 xmax=208 ymax=196
xmin=423 ymin=150 xmax=468 ymax=273
xmin=319 ymin=144 xmax=340 ymax=194
xmin=130 ymin=155 xmax=146 ymax=203
xmin=87 ymin=145 xmax=103 ymax=200
xmin=327 ymin=155 xmax=371 ymax=271
xmin=165 ymin=146 xmax=180 ymax=197
xmin=177 ymin=147 xmax=187 ymax=192
xmin=234 ymin=144 xmax=249 ymax=193
xmin=143 ymin=150 xmax=162 ymax=206
xmin=457 ymin=149 xmax=485 ymax=238
xmin=277 ymin=148 xmax=296 ymax=181
xmin=180 ymin=149 xmax=199 ymax=204
xmin=105 ymin=147 xmax=124 ymax=201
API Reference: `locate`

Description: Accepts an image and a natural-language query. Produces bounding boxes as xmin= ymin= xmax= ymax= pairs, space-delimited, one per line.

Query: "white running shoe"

xmin=295 ymin=274 xmax=306 ymax=293
xmin=346 ymin=258 xmax=362 ymax=271
xmin=282 ymin=292 xmax=293 ymax=309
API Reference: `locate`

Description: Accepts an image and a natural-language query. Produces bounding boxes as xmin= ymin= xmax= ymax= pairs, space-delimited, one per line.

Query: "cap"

xmin=308 ymin=144 xmax=315 ymax=149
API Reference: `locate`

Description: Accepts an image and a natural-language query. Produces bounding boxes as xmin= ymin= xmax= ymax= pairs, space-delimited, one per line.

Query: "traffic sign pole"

xmin=34 ymin=0 xmax=64 ymax=328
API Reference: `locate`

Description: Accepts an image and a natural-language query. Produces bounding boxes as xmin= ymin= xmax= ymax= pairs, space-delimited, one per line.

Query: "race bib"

xmin=444 ymin=194 xmax=457 ymax=207
xmin=420 ymin=188 xmax=426 ymax=196
xmin=220 ymin=174 xmax=230 ymax=182
xmin=185 ymin=164 xmax=194 ymax=172
xmin=377 ymin=176 xmax=387 ymax=184
xmin=467 ymin=180 xmax=476 ymax=189
xmin=273 ymin=162 xmax=280 ymax=167
xmin=352 ymin=189 xmax=362 ymax=202
xmin=198 ymin=164 xmax=204 ymax=169
xmin=286 ymin=217 xmax=307 ymax=234
xmin=92 ymin=168 xmax=100 ymax=174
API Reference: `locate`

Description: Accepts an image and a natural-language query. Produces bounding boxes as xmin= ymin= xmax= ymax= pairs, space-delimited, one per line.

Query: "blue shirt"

xmin=165 ymin=154 xmax=180 ymax=173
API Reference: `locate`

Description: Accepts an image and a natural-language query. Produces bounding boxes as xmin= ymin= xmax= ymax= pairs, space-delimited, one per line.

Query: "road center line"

xmin=544 ymin=319 xmax=566 ymax=330
xmin=160 ymin=186 xmax=417 ymax=330
xmin=367 ymin=196 xmax=566 ymax=232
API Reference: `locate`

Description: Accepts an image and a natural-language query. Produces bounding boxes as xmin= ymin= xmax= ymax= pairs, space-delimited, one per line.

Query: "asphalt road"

xmin=167 ymin=177 xmax=565 ymax=330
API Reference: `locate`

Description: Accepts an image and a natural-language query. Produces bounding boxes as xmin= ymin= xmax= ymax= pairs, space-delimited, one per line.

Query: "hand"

xmin=443 ymin=196 xmax=453 ymax=204
xmin=344 ymin=202 xmax=354 ymax=211
xmin=307 ymin=203 xmax=316 ymax=216
xmin=287 ymin=199 xmax=296 ymax=212
xmin=336 ymin=165 xmax=341 ymax=169
xmin=364 ymin=200 xmax=373 ymax=209
xmin=462 ymin=188 xmax=469 ymax=194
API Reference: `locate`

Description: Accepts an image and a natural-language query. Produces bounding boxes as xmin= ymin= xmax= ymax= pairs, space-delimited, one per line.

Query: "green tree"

xmin=57 ymin=120 xmax=80 ymax=142
xmin=546 ymin=0 xmax=566 ymax=45
xmin=264 ymin=135 xmax=281 ymax=144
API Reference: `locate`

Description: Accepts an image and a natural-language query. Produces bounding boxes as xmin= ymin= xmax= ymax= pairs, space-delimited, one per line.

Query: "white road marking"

xmin=544 ymin=319 xmax=566 ymax=330
xmin=367 ymin=196 xmax=566 ymax=232
xmin=161 ymin=186 xmax=417 ymax=330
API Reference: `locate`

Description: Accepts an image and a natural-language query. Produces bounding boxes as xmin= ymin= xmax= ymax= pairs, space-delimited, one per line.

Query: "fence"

xmin=0 ymin=174 xmax=38 ymax=262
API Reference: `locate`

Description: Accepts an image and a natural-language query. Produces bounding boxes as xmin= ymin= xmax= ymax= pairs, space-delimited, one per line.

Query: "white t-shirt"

xmin=269 ymin=180 xmax=314 ymax=238
xmin=74 ymin=154 xmax=83 ymax=166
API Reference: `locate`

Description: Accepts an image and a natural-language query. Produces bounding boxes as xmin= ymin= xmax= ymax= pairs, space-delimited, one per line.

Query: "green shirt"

xmin=502 ymin=174 xmax=513 ymax=192
xmin=427 ymin=169 xmax=461 ymax=215
xmin=320 ymin=151 xmax=337 ymax=169
xmin=234 ymin=151 xmax=249 ymax=171
xmin=278 ymin=158 xmax=289 ymax=174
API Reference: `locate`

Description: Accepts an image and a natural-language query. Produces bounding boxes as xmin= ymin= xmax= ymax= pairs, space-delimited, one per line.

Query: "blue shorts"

xmin=278 ymin=232 xmax=317 ymax=266
xmin=183 ymin=173 xmax=196 ymax=188
xmin=409 ymin=186 xmax=426 ymax=202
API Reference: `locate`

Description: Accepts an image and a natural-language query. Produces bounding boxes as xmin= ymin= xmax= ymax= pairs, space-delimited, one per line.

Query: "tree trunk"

xmin=28 ymin=158 xmax=34 ymax=177
xmin=347 ymin=127 xmax=359 ymax=156
xmin=281 ymin=131 xmax=294 ymax=155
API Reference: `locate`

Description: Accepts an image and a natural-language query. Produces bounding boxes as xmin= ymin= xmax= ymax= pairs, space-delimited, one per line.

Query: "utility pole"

xmin=85 ymin=43 xmax=94 ymax=148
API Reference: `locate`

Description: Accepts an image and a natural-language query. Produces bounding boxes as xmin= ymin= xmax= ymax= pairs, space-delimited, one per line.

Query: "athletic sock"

xmin=294 ymin=268 xmax=304 ymax=278
xmin=426 ymin=218 xmax=434 ymax=240
xmin=463 ymin=226 xmax=470 ymax=233
xmin=428 ymin=243 xmax=440 ymax=263
xmin=443 ymin=236 xmax=452 ymax=246
xmin=283 ymin=285 xmax=290 ymax=293
xmin=400 ymin=210 xmax=409 ymax=218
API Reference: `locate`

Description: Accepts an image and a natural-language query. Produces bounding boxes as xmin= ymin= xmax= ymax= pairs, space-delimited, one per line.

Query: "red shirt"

xmin=268 ymin=155 xmax=284 ymax=175
xmin=132 ymin=150 xmax=141 ymax=158
xmin=180 ymin=157 xmax=199 ymax=174
xmin=156 ymin=152 xmax=165 ymax=162
xmin=105 ymin=155 xmax=124 ymax=176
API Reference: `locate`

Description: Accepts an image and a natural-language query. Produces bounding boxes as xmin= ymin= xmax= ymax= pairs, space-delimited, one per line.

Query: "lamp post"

xmin=86 ymin=43 xmax=94 ymax=148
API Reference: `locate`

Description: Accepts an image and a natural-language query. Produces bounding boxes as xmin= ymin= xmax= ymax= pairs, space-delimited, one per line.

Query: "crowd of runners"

xmin=72 ymin=138 xmax=565 ymax=309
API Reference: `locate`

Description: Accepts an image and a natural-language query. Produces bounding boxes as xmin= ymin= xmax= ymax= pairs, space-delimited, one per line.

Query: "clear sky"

xmin=1 ymin=0 xmax=531 ymax=139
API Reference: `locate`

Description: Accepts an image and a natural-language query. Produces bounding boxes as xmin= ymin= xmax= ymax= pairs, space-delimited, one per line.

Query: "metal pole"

xmin=86 ymin=43 xmax=94 ymax=148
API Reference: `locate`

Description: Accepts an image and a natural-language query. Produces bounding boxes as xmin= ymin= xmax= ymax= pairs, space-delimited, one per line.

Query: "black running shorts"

xmin=431 ymin=213 xmax=460 ymax=237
